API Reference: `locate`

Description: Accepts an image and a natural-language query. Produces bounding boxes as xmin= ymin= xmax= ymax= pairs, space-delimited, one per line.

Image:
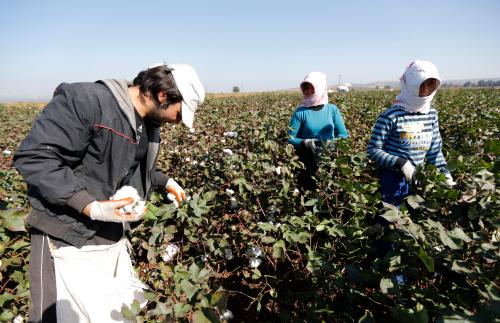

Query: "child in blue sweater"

xmin=289 ymin=72 xmax=349 ymax=190
xmin=367 ymin=60 xmax=455 ymax=207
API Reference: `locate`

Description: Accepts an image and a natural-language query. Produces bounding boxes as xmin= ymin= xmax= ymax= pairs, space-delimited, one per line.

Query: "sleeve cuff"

xmin=154 ymin=171 xmax=169 ymax=188
xmin=394 ymin=157 xmax=408 ymax=169
xmin=67 ymin=190 xmax=96 ymax=214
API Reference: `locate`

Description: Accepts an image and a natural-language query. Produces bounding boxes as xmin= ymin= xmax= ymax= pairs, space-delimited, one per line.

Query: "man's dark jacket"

xmin=14 ymin=80 xmax=169 ymax=247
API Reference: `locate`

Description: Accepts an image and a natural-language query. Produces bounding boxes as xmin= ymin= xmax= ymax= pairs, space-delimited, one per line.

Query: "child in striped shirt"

xmin=367 ymin=60 xmax=455 ymax=207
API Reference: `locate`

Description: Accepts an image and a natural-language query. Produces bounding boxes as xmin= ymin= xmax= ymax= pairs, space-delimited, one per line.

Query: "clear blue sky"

xmin=0 ymin=0 xmax=499 ymax=100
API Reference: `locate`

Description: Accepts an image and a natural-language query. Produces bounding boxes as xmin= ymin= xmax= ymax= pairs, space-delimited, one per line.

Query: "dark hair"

xmin=133 ymin=65 xmax=182 ymax=105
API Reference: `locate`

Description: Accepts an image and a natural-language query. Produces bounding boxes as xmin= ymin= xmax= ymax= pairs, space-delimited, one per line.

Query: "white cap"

xmin=166 ymin=64 xmax=205 ymax=129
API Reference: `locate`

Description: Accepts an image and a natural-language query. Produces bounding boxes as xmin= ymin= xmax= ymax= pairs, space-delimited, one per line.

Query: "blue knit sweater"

xmin=288 ymin=103 xmax=348 ymax=148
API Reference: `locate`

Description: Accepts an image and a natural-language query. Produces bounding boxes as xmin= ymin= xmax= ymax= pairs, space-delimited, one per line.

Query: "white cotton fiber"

xmin=112 ymin=186 xmax=146 ymax=217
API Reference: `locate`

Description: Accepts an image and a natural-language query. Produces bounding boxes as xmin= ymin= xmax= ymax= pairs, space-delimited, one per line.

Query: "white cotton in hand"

xmin=112 ymin=186 xmax=145 ymax=218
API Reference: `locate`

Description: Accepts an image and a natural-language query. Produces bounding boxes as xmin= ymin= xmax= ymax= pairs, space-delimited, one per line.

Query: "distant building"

xmin=337 ymin=85 xmax=350 ymax=93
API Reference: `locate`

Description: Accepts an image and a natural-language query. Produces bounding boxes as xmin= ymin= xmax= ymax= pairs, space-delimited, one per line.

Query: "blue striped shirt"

xmin=367 ymin=105 xmax=449 ymax=174
xmin=288 ymin=103 xmax=348 ymax=148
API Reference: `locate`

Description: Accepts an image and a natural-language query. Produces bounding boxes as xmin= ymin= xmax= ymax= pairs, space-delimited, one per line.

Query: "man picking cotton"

xmin=14 ymin=63 xmax=204 ymax=322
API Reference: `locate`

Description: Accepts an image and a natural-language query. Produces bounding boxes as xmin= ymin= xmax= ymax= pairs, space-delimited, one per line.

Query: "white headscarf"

xmin=300 ymin=72 xmax=329 ymax=107
xmin=394 ymin=60 xmax=441 ymax=114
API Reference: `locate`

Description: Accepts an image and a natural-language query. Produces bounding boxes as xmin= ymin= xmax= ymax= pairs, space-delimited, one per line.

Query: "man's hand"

xmin=166 ymin=178 xmax=187 ymax=207
xmin=401 ymin=161 xmax=416 ymax=183
xmin=88 ymin=198 xmax=144 ymax=222
xmin=444 ymin=173 xmax=456 ymax=187
xmin=303 ymin=139 xmax=322 ymax=155
xmin=303 ymin=139 xmax=318 ymax=151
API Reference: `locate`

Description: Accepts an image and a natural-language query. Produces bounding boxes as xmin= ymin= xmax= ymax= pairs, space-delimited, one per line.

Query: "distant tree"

xmin=232 ymin=86 xmax=240 ymax=93
xmin=375 ymin=86 xmax=380 ymax=90
xmin=384 ymin=85 xmax=391 ymax=89
xmin=463 ymin=81 xmax=472 ymax=87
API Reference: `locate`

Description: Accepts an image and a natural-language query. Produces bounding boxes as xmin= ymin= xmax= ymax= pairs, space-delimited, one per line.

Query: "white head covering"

xmin=147 ymin=63 xmax=205 ymax=129
xmin=300 ymin=72 xmax=329 ymax=107
xmin=394 ymin=60 xmax=441 ymax=114
xmin=167 ymin=64 xmax=205 ymax=129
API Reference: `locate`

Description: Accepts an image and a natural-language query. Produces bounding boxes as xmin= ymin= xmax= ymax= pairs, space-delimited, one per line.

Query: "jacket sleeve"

xmin=152 ymin=170 xmax=169 ymax=188
xmin=367 ymin=113 xmax=407 ymax=170
xmin=425 ymin=115 xmax=450 ymax=174
xmin=14 ymin=83 xmax=97 ymax=213
xmin=332 ymin=105 xmax=349 ymax=138
xmin=288 ymin=110 xmax=303 ymax=148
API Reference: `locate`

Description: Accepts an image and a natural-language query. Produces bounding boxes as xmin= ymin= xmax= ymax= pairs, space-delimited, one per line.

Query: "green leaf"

xmin=406 ymin=195 xmax=424 ymax=209
xmin=0 ymin=309 xmax=14 ymax=322
xmin=192 ymin=309 xmax=218 ymax=323
xmin=0 ymin=292 xmax=15 ymax=307
xmin=417 ymin=247 xmax=434 ymax=272
xmin=257 ymin=222 xmax=276 ymax=232
xmin=447 ymin=227 xmax=472 ymax=243
xmin=451 ymin=260 xmax=474 ymax=275
xmin=143 ymin=290 xmax=157 ymax=301
xmin=306 ymin=248 xmax=323 ymax=274
xmin=439 ymin=229 xmax=461 ymax=250
xmin=11 ymin=270 xmax=24 ymax=284
xmin=208 ymin=291 xmax=228 ymax=308
xmin=260 ymin=236 xmax=276 ymax=244
xmin=173 ymin=303 xmax=192 ymax=318
xmin=303 ymin=199 xmax=318 ymax=207
xmin=272 ymin=240 xmax=286 ymax=260
xmin=380 ymin=209 xmax=401 ymax=223
xmin=2 ymin=212 xmax=26 ymax=232
xmin=392 ymin=303 xmax=429 ymax=323
xmin=180 ymin=279 xmax=197 ymax=300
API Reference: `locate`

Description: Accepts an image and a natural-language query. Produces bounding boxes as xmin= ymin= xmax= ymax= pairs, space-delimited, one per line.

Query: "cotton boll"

xmin=162 ymin=244 xmax=180 ymax=262
xmin=275 ymin=166 xmax=281 ymax=175
xmin=113 ymin=186 xmax=140 ymax=203
xmin=223 ymin=149 xmax=233 ymax=155
xmin=133 ymin=201 xmax=147 ymax=216
xmin=246 ymin=246 xmax=262 ymax=258
xmin=220 ymin=309 xmax=234 ymax=321
xmin=112 ymin=186 xmax=145 ymax=217
xmin=224 ymin=248 xmax=234 ymax=260
xmin=167 ymin=193 xmax=179 ymax=208
xmin=249 ymin=257 xmax=262 ymax=268
xmin=230 ymin=197 xmax=238 ymax=209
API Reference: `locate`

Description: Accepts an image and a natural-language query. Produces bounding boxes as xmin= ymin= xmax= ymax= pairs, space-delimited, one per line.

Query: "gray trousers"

xmin=28 ymin=224 xmax=124 ymax=323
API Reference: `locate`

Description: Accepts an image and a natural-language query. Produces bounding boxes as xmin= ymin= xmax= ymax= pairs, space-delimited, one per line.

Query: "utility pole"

xmin=338 ymin=74 xmax=342 ymax=85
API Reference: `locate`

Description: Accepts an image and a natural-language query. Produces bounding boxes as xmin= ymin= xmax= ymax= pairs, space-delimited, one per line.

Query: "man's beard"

xmin=147 ymin=101 xmax=170 ymax=128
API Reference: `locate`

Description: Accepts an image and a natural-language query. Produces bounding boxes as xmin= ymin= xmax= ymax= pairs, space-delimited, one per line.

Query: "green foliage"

xmin=0 ymin=90 xmax=498 ymax=322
